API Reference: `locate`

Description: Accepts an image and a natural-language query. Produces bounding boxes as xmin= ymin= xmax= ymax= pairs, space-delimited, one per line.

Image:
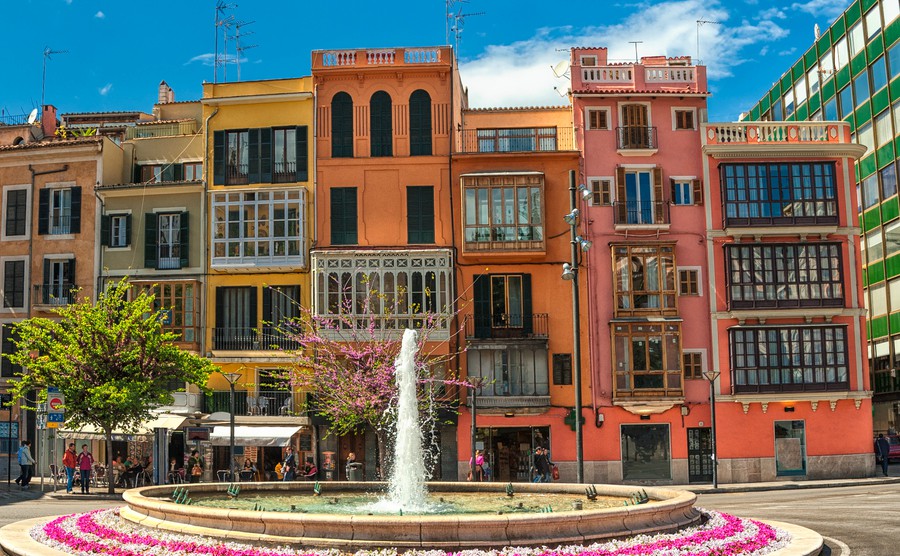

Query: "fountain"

xmin=120 ymin=329 xmax=702 ymax=550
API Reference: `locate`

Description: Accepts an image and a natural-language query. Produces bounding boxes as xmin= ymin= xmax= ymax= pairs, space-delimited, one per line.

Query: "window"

xmin=184 ymin=162 xmax=202 ymax=181
xmin=476 ymin=128 xmax=558 ymax=152
xmin=834 ymin=37 xmax=849 ymax=70
xmin=838 ymin=86 xmax=853 ymax=118
xmin=671 ymin=179 xmax=702 ymax=206
xmin=613 ymin=322 xmax=682 ymax=397
xmin=885 ymin=219 xmax=900 ymax=257
xmin=870 ymin=283 xmax=887 ymax=316
xmin=1 ymin=324 xmax=23 ymax=378
xmin=145 ymin=212 xmax=188 ymax=270
xmin=212 ymin=189 xmax=306 ymax=266
xmin=407 ymin=186 xmax=434 ymax=244
xmin=865 ymin=6 xmax=882 ymax=40
xmin=619 ymin=104 xmax=654 ymax=149
xmin=774 ymin=420 xmax=807 ymax=476
xmin=38 ymin=187 xmax=81 ymax=235
xmin=580 ymin=55 xmax=598 ymax=66
xmin=3 ymin=188 xmax=28 ymax=238
xmin=552 ymin=353 xmax=572 ymax=385
xmin=725 ymin=243 xmax=844 ymax=309
xmin=848 ymin=22 xmax=865 ymax=57
xmin=720 ymin=163 xmax=838 ymax=226
xmin=589 ymin=177 xmax=613 ymax=206
xmin=862 ymin=173 xmax=880 ymax=209
xmin=806 ymin=66 xmax=820 ymax=96
xmin=678 ymin=268 xmax=700 ymax=296
xmin=466 ymin=346 xmax=549 ymax=397
xmin=613 ymin=244 xmax=676 ymax=316
xmin=137 ymin=281 xmax=199 ymax=344
xmin=853 ymin=72 xmax=869 ymax=107
xmin=470 ymin=273 xmax=536 ymax=338
xmin=463 ymin=174 xmax=544 ymax=250
xmin=370 ymin=90 xmax=393 ymax=157
xmin=866 ymin=228 xmax=884 ymax=261
xmin=857 ymin=122 xmax=875 ymax=153
xmin=683 ymin=351 xmax=703 ymax=379
xmin=895 ymin=101 xmax=900 ymax=135
xmin=214 ymin=286 xmax=257 ymax=350
xmin=882 ymin=164 xmax=898 ymax=199
xmin=784 ymin=89 xmax=795 ymax=117
xmin=730 ymin=326 xmax=849 ymax=393
xmin=824 ymin=98 xmax=838 ymax=121
xmin=42 ymin=258 xmax=75 ymax=305
xmin=263 ymin=285 xmax=300 ymax=349
xmin=141 ymin=165 xmax=165 ymax=184
xmin=872 ymin=56 xmax=888 ymax=93
xmin=214 ymin=127 xmax=308 ymax=185
xmin=621 ymin=424 xmax=671 ymax=480
xmin=273 ymin=128 xmax=297 ymax=182
xmin=673 ymin=109 xmax=695 ymax=130
xmin=887 ymin=0 xmax=900 ymax=24
xmin=409 ymin=90 xmax=432 ymax=156
xmin=794 ymin=80 xmax=807 ymax=108
xmin=586 ymin=108 xmax=610 ymax=130
xmin=101 ymin=213 xmax=131 ymax=248
xmin=2 ymin=259 xmax=26 ymax=309
xmin=875 ymin=109 xmax=893 ymax=146
xmin=330 ymin=187 xmax=357 ymax=245
xmin=820 ymin=49 xmax=834 ymax=80
xmin=615 ymin=167 xmax=665 ymax=225
xmin=331 ymin=92 xmax=353 ymax=158
xmin=224 ymin=130 xmax=249 ymax=185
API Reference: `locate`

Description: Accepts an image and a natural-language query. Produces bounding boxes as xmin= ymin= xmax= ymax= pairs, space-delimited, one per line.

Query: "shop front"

xmin=474 ymin=426 xmax=550 ymax=482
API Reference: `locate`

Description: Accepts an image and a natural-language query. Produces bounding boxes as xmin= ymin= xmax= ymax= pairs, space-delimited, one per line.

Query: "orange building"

xmin=311 ymin=47 xmax=460 ymax=479
xmin=702 ymin=121 xmax=872 ymax=480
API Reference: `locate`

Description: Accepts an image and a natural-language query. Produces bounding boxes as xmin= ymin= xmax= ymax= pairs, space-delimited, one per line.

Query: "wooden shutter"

xmin=42 ymin=261 xmax=51 ymax=303
xmin=213 ymin=130 xmax=225 ymax=185
xmin=248 ymin=128 xmax=260 ymax=184
xmin=259 ymin=128 xmax=272 ymax=183
xmin=69 ymin=187 xmax=82 ymax=234
xmin=262 ymin=286 xmax=272 ymax=326
xmin=407 ymin=186 xmax=434 ymax=244
xmin=332 ymin=92 xmax=353 ymax=158
xmin=172 ymin=163 xmax=184 ymax=182
xmin=692 ymin=179 xmax=704 ymax=205
xmin=38 ymin=189 xmax=49 ymax=235
xmin=296 ymin=126 xmax=309 ymax=182
xmin=125 ymin=214 xmax=133 ymax=246
xmin=330 ymin=187 xmax=357 ymax=245
xmin=100 ymin=215 xmax=110 ymax=246
xmin=179 ymin=212 xmax=190 ymax=269
xmin=249 ymin=286 xmax=258 ymax=329
xmin=215 ymin=288 xmax=225 ymax=331
xmin=133 ymin=164 xmax=142 ymax=184
xmin=522 ymin=274 xmax=533 ymax=334
xmin=162 ymin=165 xmax=175 ymax=182
xmin=66 ymin=259 xmax=76 ymax=288
xmin=615 ymin=168 xmax=627 ymax=223
xmin=144 ymin=213 xmax=158 ymax=269
xmin=472 ymin=275 xmax=491 ymax=339
xmin=652 ymin=168 xmax=663 ymax=223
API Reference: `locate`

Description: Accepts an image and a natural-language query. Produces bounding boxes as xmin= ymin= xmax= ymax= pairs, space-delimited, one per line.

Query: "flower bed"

xmin=31 ymin=508 xmax=790 ymax=556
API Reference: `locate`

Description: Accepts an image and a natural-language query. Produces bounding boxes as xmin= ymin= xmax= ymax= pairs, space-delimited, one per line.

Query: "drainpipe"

xmin=94 ymin=188 xmax=105 ymax=296
xmin=203 ymin=107 xmax=219 ymax=360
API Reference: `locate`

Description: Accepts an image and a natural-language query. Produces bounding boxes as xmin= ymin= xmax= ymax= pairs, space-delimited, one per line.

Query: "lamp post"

xmin=469 ymin=376 xmax=484 ymax=480
xmin=562 ymin=169 xmax=592 ymax=484
xmin=703 ymin=370 xmax=721 ymax=488
xmin=220 ymin=371 xmax=242 ymax=482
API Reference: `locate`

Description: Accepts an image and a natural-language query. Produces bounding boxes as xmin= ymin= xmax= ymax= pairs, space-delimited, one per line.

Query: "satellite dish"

xmin=27 ymin=108 xmax=38 ymax=124
xmin=551 ymin=60 xmax=570 ymax=78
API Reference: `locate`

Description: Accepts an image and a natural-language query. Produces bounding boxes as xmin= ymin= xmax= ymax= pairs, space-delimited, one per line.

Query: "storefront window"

xmin=621 ymin=424 xmax=671 ymax=480
xmin=774 ymin=420 xmax=806 ymax=476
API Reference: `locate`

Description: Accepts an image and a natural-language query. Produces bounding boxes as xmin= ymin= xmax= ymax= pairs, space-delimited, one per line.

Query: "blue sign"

xmin=47 ymin=386 xmax=64 ymax=423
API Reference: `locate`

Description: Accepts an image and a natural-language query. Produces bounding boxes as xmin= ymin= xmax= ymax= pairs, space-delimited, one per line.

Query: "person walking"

xmin=62 ymin=443 xmax=77 ymax=493
xmin=534 ymin=447 xmax=551 ymax=483
xmin=282 ymin=446 xmax=297 ymax=481
xmin=15 ymin=439 xmax=34 ymax=489
xmin=187 ymin=450 xmax=204 ymax=483
xmin=77 ymin=444 xmax=94 ymax=494
xmin=876 ymin=434 xmax=891 ymax=476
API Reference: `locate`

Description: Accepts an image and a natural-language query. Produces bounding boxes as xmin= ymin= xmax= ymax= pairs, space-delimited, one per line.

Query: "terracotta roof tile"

xmin=0 ymin=137 xmax=102 ymax=152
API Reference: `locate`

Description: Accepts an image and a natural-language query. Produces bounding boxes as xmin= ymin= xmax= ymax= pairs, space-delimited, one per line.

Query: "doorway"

xmin=474 ymin=426 xmax=550 ymax=482
xmin=687 ymin=427 xmax=712 ymax=483
xmin=621 ymin=423 xmax=671 ymax=480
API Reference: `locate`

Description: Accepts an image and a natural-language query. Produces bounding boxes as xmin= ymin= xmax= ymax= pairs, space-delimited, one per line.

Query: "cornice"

xmin=703 ymin=143 xmax=868 ymax=159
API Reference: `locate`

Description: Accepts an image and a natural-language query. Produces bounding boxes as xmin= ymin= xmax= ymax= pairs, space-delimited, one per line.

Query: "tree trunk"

xmin=105 ymin=429 xmax=115 ymax=495
xmin=375 ymin=428 xmax=391 ymax=482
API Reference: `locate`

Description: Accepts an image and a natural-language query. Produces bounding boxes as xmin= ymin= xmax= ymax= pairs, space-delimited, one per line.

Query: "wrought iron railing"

xmin=464 ymin=314 xmax=549 ymax=339
xmin=616 ymin=126 xmax=658 ymax=149
xmin=213 ymin=327 xmax=299 ymax=351
xmin=459 ymin=127 xmax=575 ymax=153
xmin=34 ymin=284 xmax=77 ymax=306
xmin=613 ymin=200 xmax=670 ymax=225
xmin=225 ymin=164 xmax=249 ymax=185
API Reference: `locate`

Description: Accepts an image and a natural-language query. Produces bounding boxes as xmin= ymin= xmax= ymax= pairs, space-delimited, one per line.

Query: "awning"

xmin=209 ymin=425 xmax=303 ymax=447
xmin=59 ymin=413 xmax=188 ymax=440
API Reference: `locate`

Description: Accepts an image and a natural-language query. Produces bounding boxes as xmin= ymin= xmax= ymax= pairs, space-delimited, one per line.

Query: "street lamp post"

xmin=469 ymin=377 xmax=484 ymax=481
xmin=561 ymin=169 xmax=592 ymax=484
xmin=220 ymin=371 xmax=242 ymax=482
xmin=703 ymin=370 xmax=721 ymax=488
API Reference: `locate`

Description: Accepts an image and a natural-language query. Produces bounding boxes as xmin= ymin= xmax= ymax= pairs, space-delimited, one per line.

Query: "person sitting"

xmin=112 ymin=456 xmax=127 ymax=487
xmin=121 ymin=461 xmax=144 ymax=488
xmin=303 ymin=457 xmax=318 ymax=480
xmin=274 ymin=462 xmax=284 ymax=481
xmin=240 ymin=458 xmax=257 ymax=481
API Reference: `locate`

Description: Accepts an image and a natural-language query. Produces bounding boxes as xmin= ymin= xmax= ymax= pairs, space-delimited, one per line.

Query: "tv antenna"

xmin=628 ymin=41 xmax=643 ymax=63
xmin=214 ymin=1 xmax=237 ymax=83
xmin=41 ymin=47 xmax=68 ymax=109
xmin=696 ymin=19 xmax=722 ymax=64
xmin=232 ymin=20 xmax=257 ymax=81
xmin=446 ymin=0 xmax=484 ymax=55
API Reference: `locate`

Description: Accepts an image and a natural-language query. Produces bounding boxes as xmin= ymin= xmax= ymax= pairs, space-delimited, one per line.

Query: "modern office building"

xmin=742 ymin=0 xmax=900 ymax=433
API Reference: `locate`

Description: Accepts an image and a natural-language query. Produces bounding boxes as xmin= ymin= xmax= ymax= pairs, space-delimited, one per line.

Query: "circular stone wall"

xmin=123 ymin=482 xmax=700 ymax=550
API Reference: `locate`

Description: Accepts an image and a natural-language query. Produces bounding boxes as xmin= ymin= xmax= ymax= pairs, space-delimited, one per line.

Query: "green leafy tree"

xmin=4 ymin=278 xmax=216 ymax=493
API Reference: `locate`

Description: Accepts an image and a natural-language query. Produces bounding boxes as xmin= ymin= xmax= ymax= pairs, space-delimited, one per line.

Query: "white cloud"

xmin=95 ymin=10 xmax=104 ymax=18
xmin=98 ymin=83 xmax=112 ymax=96
xmin=459 ymin=0 xmax=789 ymax=109
xmin=778 ymin=47 xmax=798 ymax=56
xmin=185 ymin=53 xmax=245 ymax=67
xmin=757 ymin=7 xmax=786 ymax=19
xmin=790 ymin=0 xmax=848 ymax=17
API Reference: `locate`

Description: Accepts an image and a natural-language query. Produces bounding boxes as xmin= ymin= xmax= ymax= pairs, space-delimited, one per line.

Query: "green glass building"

xmin=743 ymin=0 xmax=900 ymax=434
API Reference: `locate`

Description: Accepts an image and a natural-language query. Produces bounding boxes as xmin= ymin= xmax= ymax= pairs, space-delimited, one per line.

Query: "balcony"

xmin=459 ymin=127 xmax=575 ymax=153
xmin=575 ymin=63 xmax=703 ymax=94
xmin=125 ymin=121 xmax=199 ymax=140
xmin=317 ymin=47 xmax=446 ymax=68
xmin=33 ymin=284 xmax=77 ymax=306
xmin=464 ymin=314 xmax=549 ymax=340
xmin=613 ymin=200 xmax=670 ymax=226
xmin=616 ymin=126 xmax=658 ymax=152
xmin=49 ymin=216 xmax=72 ymax=235
xmin=225 ymin=164 xmax=249 ymax=186
xmin=203 ymin=390 xmax=300 ymax=416
xmin=212 ymin=327 xmax=300 ymax=351
xmin=273 ymin=161 xmax=296 ymax=183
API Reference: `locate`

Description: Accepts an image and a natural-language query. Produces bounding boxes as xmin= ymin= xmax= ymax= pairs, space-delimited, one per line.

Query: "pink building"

xmin=572 ymin=48 xmax=713 ymax=483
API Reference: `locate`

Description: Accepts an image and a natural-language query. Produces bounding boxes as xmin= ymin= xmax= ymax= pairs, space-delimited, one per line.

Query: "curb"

xmin=682 ymin=476 xmax=900 ymax=495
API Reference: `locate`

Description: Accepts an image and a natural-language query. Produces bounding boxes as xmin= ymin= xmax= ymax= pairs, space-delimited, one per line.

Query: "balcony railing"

xmin=705 ymin=122 xmax=843 ymax=145
xmin=459 ymin=127 xmax=575 ymax=153
xmin=125 ymin=121 xmax=199 ymax=139
xmin=34 ymin=283 xmax=77 ymax=306
xmin=320 ymin=47 xmax=444 ymax=67
xmin=273 ymin=161 xmax=296 ymax=183
xmin=613 ymin=200 xmax=670 ymax=225
xmin=580 ymin=65 xmax=697 ymax=86
xmin=225 ymin=164 xmax=249 ymax=185
xmin=464 ymin=314 xmax=549 ymax=340
xmin=213 ymin=327 xmax=299 ymax=351
xmin=0 ymin=113 xmax=30 ymax=126
xmin=203 ymin=390 xmax=300 ymax=416
xmin=616 ymin=126 xmax=658 ymax=150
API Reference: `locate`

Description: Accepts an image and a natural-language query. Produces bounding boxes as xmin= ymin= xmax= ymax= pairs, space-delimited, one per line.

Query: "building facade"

xmin=742 ymin=0 xmax=900 ymax=433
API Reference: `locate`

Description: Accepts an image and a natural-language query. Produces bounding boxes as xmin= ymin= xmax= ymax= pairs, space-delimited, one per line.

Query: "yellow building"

xmin=201 ymin=78 xmax=315 ymax=474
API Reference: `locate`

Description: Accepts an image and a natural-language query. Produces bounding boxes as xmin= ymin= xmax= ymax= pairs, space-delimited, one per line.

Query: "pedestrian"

xmin=875 ymin=434 xmax=891 ymax=477
xmin=282 ymin=446 xmax=297 ymax=481
xmin=469 ymin=449 xmax=485 ymax=481
xmin=62 ymin=442 xmax=77 ymax=494
xmin=187 ymin=450 xmax=204 ymax=483
xmin=77 ymin=444 xmax=94 ymax=494
xmin=15 ymin=439 xmax=34 ymax=489
xmin=534 ymin=447 xmax=551 ymax=483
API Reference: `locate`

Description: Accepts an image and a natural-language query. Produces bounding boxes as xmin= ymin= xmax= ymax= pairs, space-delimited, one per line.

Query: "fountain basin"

xmin=123 ymin=481 xmax=701 ymax=550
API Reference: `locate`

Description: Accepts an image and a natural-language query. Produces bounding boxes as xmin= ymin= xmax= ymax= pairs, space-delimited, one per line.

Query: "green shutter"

xmin=409 ymin=90 xmax=432 ymax=156
xmin=162 ymin=165 xmax=175 ymax=182
xmin=407 ymin=186 xmax=434 ymax=244
xmin=179 ymin=212 xmax=189 ymax=269
xmin=69 ymin=187 xmax=82 ymax=234
xmin=213 ymin=130 xmax=225 ymax=185
xmin=38 ymin=189 xmax=49 ymax=235
xmin=330 ymin=187 xmax=357 ymax=245
xmin=522 ymin=274 xmax=533 ymax=335
xmin=125 ymin=213 xmax=133 ymax=247
xmin=260 ymin=128 xmax=272 ymax=183
xmin=100 ymin=215 xmax=110 ymax=246
xmin=473 ymin=275 xmax=491 ymax=339
xmin=248 ymin=128 xmax=261 ymax=183
xmin=331 ymin=92 xmax=353 ymax=158
xmin=145 ymin=213 xmax=158 ymax=269
xmin=296 ymin=126 xmax=309 ymax=182
xmin=173 ymin=163 xmax=184 ymax=182
xmin=42 ymin=261 xmax=50 ymax=303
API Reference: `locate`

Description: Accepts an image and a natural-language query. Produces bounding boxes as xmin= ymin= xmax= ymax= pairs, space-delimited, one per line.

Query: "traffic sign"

xmin=47 ymin=386 xmax=64 ymax=423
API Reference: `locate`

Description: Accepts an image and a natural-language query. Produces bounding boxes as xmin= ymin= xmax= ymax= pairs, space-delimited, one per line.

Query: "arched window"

xmin=409 ymin=90 xmax=432 ymax=156
xmin=370 ymin=91 xmax=393 ymax=157
xmin=331 ymin=92 xmax=353 ymax=158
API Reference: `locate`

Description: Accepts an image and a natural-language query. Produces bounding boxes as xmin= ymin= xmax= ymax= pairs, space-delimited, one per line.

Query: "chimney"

xmin=41 ymin=105 xmax=57 ymax=138
xmin=158 ymin=81 xmax=175 ymax=104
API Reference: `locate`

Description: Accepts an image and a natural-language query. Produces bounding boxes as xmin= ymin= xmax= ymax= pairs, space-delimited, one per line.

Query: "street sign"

xmin=47 ymin=386 xmax=64 ymax=423
xmin=186 ymin=426 xmax=210 ymax=441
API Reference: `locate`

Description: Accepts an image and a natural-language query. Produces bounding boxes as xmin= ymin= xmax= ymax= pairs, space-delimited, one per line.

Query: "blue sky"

xmin=0 ymin=0 xmax=853 ymax=122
